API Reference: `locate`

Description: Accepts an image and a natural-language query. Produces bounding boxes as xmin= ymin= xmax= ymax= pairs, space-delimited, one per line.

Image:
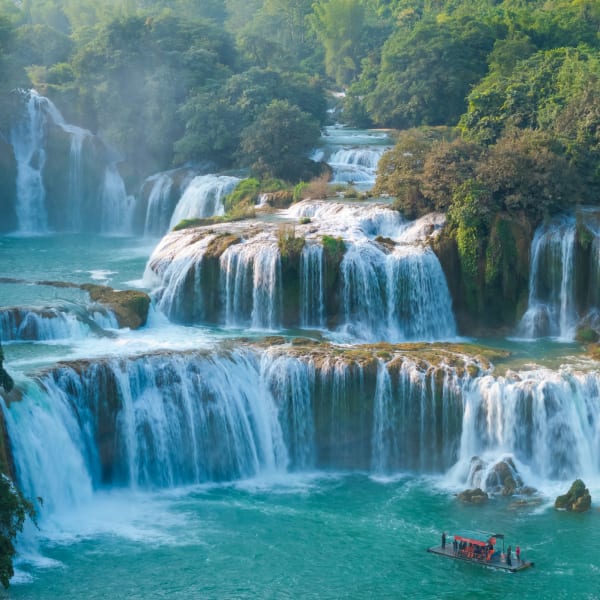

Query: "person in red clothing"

xmin=516 ymin=545 xmax=521 ymax=562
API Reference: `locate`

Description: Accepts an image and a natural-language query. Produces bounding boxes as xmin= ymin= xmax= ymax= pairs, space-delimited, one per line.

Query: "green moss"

xmin=173 ymin=206 xmax=256 ymax=230
xmin=555 ymin=479 xmax=592 ymax=512
xmin=322 ymin=235 xmax=346 ymax=265
xmin=576 ymin=327 xmax=599 ymax=344
xmin=82 ymin=285 xmax=150 ymax=329
xmin=278 ymin=225 xmax=305 ymax=260
xmin=204 ymin=233 xmax=242 ymax=260
xmin=224 ymin=178 xmax=261 ymax=212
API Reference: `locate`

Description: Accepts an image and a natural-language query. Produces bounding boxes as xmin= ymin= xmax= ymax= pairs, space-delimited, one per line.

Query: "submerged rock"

xmin=555 ymin=479 xmax=592 ymax=512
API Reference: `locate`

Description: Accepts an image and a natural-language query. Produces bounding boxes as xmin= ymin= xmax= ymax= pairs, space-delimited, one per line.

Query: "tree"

xmin=421 ymin=138 xmax=484 ymax=212
xmin=475 ymin=128 xmax=581 ymax=221
xmin=366 ymin=16 xmax=497 ymax=127
xmin=239 ymin=99 xmax=322 ymax=182
xmin=309 ymin=0 xmax=367 ymax=86
xmin=0 ymin=475 xmax=36 ymax=588
xmin=373 ymin=126 xmax=455 ymax=217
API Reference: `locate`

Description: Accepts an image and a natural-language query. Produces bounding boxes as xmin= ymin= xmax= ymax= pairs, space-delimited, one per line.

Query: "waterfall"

xmin=370 ymin=359 xmax=464 ymax=474
xmin=66 ymin=129 xmax=87 ymax=230
xmin=100 ymin=165 xmax=135 ymax=234
xmin=4 ymin=379 xmax=96 ymax=515
xmin=386 ymin=246 xmax=456 ymax=340
xmin=287 ymin=200 xmax=406 ymax=241
xmin=262 ymin=353 xmax=316 ymax=469
xmin=328 ymin=147 xmax=387 ymax=185
xmin=371 ymin=360 xmax=395 ymax=473
xmin=169 ymin=175 xmax=240 ymax=229
xmin=148 ymin=231 xmax=217 ymax=323
xmin=10 ymin=92 xmax=50 ymax=233
xmin=8 ymin=90 xmax=134 ymax=234
xmin=455 ymin=369 xmax=600 ymax=485
xmin=221 ymin=241 xmax=282 ymax=330
xmin=341 ymin=243 xmax=456 ymax=342
xmin=5 ymin=350 xmax=290 ymax=513
xmin=143 ymin=173 xmax=175 ymax=237
xmin=300 ymin=244 xmax=325 ymax=328
xmin=5 ymin=345 xmax=600 ymax=515
xmin=518 ymin=216 xmax=578 ymax=339
xmin=0 ymin=306 xmax=118 ymax=341
xmin=315 ymin=125 xmax=391 ymax=190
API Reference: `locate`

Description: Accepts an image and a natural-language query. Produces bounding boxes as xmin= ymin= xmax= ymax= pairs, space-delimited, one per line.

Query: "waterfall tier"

xmin=0 ymin=305 xmax=118 ymax=342
xmin=313 ymin=126 xmax=392 ymax=190
xmin=7 ymin=90 xmax=134 ymax=234
xmin=6 ymin=341 xmax=599 ymax=516
xmin=146 ymin=202 xmax=455 ymax=341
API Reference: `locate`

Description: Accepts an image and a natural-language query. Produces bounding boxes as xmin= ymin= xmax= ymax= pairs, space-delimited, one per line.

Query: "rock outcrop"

xmin=555 ymin=479 xmax=592 ymax=512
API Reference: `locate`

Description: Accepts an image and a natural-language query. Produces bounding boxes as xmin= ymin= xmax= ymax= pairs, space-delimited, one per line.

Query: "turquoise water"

xmin=2 ymin=233 xmax=600 ymax=598
xmin=9 ymin=475 xmax=600 ymax=599
xmin=0 ymin=235 xmax=153 ymax=307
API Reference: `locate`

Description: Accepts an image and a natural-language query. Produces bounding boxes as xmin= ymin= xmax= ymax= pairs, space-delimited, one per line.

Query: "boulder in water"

xmin=457 ymin=488 xmax=489 ymax=504
xmin=555 ymin=479 xmax=592 ymax=512
xmin=467 ymin=455 xmax=533 ymax=497
xmin=82 ymin=285 xmax=150 ymax=329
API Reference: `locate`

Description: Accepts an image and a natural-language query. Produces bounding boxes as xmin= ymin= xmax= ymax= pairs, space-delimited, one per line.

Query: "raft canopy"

xmin=453 ymin=535 xmax=488 ymax=547
xmin=453 ymin=532 xmax=503 ymax=546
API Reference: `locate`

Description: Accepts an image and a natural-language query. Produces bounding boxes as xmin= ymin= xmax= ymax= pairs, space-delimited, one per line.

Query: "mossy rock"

xmin=205 ymin=233 xmax=242 ymax=260
xmin=555 ymin=479 xmax=592 ymax=512
xmin=457 ymin=488 xmax=489 ymax=504
xmin=576 ymin=327 xmax=599 ymax=344
xmin=81 ymin=285 xmax=150 ymax=329
xmin=263 ymin=190 xmax=294 ymax=208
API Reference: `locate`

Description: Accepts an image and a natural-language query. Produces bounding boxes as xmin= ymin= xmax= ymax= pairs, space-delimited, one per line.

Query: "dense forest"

xmin=1 ymin=0 xmax=600 ymax=326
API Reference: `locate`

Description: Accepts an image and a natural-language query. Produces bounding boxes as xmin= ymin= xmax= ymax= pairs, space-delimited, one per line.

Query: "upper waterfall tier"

xmin=312 ymin=126 xmax=392 ymax=190
xmin=145 ymin=200 xmax=456 ymax=342
xmin=6 ymin=90 xmax=134 ymax=235
xmin=5 ymin=339 xmax=599 ymax=517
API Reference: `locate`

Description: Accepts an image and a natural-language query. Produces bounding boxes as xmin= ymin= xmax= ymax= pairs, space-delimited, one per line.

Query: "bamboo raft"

xmin=427 ymin=534 xmax=534 ymax=573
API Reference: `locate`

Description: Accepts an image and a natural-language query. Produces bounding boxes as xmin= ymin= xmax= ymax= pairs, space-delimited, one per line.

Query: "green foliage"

xmin=224 ymin=178 xmax=261 ymax=212
xmin=67 ymin=14 xmax=235 ymax=181
xmin=321 ymin=234 xmax=346 ymax=265
xmin=175 ymin=68 xmax=326 ymax=171
xmin=366 ymin=16 xmax=497 ymax=128
xmin=448 ymin=180 xmax=491 ymax=312
xmin=293 ymin=181 xmax=308 ymax=202
xmin=475 ymin=128 xmax=580 ymax=221
xmin=277 ymin=224 xmax=305 ymax=259
xmin=576 ymin=327 xmax=599 ymax=344
xmin=374 ymin=127 xmax=455 ymax=218
xmin=0 ymin=475 xmax=36 ymax=588
xmin=240 ymin=99 xmax=322 ymax=182
xmin=308 ymin=0 xmax=369 ymax=86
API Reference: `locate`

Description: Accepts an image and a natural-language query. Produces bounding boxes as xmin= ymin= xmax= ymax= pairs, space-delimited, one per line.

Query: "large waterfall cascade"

xmin=147 ymin=200 xmax=456 ymax=341
xmin=8 ymin=90 xmax=135 ymax=234
xmin=7 ymin=342 xmax=600 ymax=522
xmin=3 ymin=96 xmax=600 ymax=592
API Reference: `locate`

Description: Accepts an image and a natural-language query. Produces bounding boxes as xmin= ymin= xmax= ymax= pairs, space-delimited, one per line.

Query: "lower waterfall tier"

xmin=4 ymin=340 xmax=599 ymax=517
